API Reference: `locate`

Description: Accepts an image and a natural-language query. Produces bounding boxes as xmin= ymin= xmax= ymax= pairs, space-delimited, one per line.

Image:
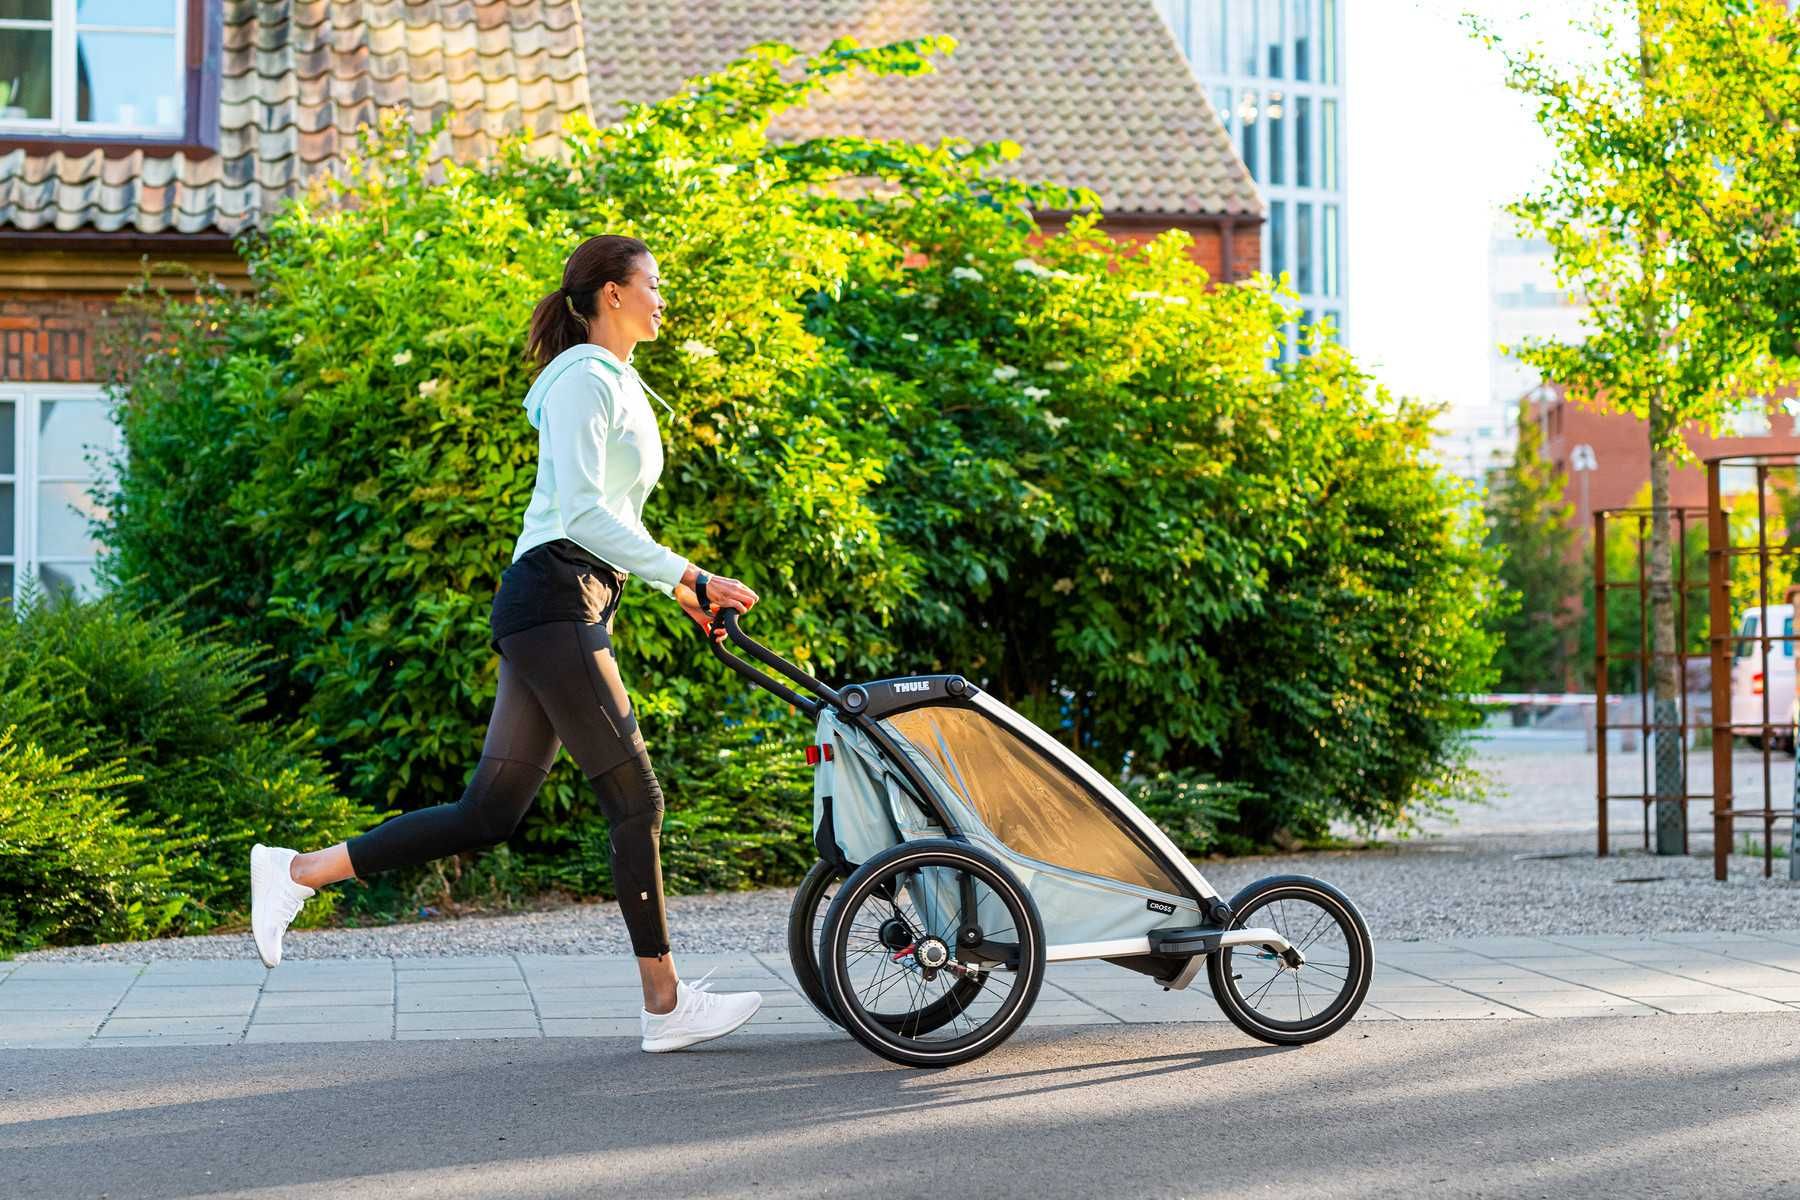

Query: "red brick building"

xmin=1528 ymin=382 xmax=1800 ymax=528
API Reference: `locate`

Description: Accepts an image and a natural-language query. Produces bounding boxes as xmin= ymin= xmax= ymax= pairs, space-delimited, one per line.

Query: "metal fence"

xmin=1593 ymin=506 xmax=1710 ymax=858
xmin=1705 ymin=454 xmax=1799 ymax=882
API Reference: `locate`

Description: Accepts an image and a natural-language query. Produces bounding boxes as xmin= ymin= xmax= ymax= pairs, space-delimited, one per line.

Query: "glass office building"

xmin=1154 ymin=0 xmax=1347 ymax=357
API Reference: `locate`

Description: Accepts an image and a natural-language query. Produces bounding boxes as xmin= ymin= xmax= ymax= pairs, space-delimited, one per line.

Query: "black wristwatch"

xmin=694 ymin=571 xmax=712 ymax=610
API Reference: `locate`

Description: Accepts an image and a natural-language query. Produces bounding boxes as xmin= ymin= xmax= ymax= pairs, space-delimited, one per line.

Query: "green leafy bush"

xmin=0 ymin=729 xmax=186 ymax=953
xmin=1125 ymin=770 xmax=1253 ymax=857
xmin=0 ymin=590 xmax=383 ymax=932
xmin=99 ymin=36 xmax=1496 ymax=890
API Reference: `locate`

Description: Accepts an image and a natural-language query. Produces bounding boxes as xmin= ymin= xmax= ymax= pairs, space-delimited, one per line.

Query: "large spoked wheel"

xmin=788 ymin=860 xmax=991 ymax=1032
xmin=1206 ymin=874 xmax=1373 ymax=1046
xmin=820 ymin=838 xmax=1045 ymax=1069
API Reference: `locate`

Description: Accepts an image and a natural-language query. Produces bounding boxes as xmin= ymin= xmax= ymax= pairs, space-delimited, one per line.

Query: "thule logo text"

xmin=892 ymin=681 xmax=931 ymax=694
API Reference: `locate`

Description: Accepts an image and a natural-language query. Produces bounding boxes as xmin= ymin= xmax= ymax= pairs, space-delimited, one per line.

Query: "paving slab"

xmin=248 ymin=1004 xmax=395 ymax=1025
xmin=394 ymin=1009 xmax=539 ymax=1032
xmin=97 ymin=1017 xmax=246 ymax=1038
xmin=137 ymin=962 xmax=270 ymax=986
xmin=255 ymin=989 xmax=393 ymax=1008
xmin=244 ymin=1023 xmax=393 ymax=1043
xmin=399 ymin=993 xmax=536 ymax=1013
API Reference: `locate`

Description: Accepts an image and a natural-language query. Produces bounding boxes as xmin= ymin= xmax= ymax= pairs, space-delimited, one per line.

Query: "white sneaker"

xmin=250 ymin=844 xmax=315 ymax=968
xmin=640 ymin=969 xmax=762 ymax=1053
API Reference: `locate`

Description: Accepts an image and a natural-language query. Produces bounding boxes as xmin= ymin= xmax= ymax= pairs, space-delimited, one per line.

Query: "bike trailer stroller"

xmin=708 ymin=610 xmax=1374 ymax=1068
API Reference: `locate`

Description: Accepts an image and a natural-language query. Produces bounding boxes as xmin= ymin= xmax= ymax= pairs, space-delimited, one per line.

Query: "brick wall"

xmin=1530 ymin=383 xmax=1800 ymax=521
xmin=0 ymin=292 xmax=117 ymax=384
xmin=1036 ymin=216 xmax=1263 ymax=285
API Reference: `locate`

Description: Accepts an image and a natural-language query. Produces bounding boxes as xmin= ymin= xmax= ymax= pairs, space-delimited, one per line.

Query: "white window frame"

xmin=0 ymin=0 xmax=186 ymax=136
xmin=0 ymin=383 xmax=119 ymax=608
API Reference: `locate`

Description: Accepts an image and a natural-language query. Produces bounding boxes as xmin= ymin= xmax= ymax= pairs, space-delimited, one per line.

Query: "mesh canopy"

xmin=884 ymin=705 xmax=1178 ymax=894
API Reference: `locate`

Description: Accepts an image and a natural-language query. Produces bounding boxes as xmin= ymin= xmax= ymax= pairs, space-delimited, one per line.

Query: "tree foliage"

xmin=1485 ymin=398 xmax=1581 ymax=692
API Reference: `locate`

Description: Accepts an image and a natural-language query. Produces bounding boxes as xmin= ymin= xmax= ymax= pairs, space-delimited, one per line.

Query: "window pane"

xmin=1321 ymin=0 xmax=1338 ymax=83
xmin=1267 ymin=91 xmax=1285 ymax=185
xmin=1295 ymin=96 xmax=1312 ymax=187
xmin=1270 ymin=200 xmax=1286 ymax=278
xmin=1231 ymin=0 xmax=1257 ymax=75
xmin=1198 ymin=0 xmax=1226 ymax=74
xmin=37 ymin=398 xmax=111 ymax=476
xmin=76 ymin=31 xmax=182 ymax=129
xmin=37 ymin=481 xmax=106 ymax=557
xmin=1263 ymin=0 xmax=1283 ymax=77
xmin=0 ymin=483 xmax=12 ymax=555
xmin=0 ymin=400 xmax=13 ymax=475
xmin=1301 ymin=308 xmax=1315 ymax=355
xmin=1321 ymin=99 xmax=1339 ymax=189
xmin=0 ymin=1 xmax=51 ymax=19
xmin=1323 ymin=203 xmax=1340 ymax=297
xmin=1292 ymin=0 xmax=1312 ymax=80
xmin=40 ymin=560 xmax=98 ymax=603
xmin=1212 ymin=86 xmax=1232 ymax=137
xmin=0 ymin=28 xmax=53 ymax=120
xmin=1237 ymin=91 xmax=1259 ymax=178
xmin=1297 ymin=202 xmax=1314 ymax=293
xmin=78 ymin=0 xmax=176 ymax=27
xmin=0 ymin=563 xmax=11 ymax=608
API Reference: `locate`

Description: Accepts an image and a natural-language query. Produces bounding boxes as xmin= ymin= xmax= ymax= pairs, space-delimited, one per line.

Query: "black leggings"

xmin=345 ymin=619 xmax=670 ymax=958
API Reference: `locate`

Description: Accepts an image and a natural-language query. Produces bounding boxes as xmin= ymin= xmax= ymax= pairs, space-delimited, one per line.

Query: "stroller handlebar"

xmin=705 ymin=607 xmax=843 ymax=717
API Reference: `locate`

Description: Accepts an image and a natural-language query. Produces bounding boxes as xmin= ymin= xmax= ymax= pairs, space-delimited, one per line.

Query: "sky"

xmin=1344 ymin=2 xmax=1603 ymax=424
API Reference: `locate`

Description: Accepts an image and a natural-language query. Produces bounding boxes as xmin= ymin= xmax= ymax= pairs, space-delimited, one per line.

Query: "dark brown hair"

xmin=527 ymin=234 xmax=652 ymax=367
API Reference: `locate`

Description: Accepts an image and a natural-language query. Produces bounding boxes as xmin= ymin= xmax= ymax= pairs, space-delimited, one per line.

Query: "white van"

xmin=1731 ymin=605 xmax=1796 ymax=752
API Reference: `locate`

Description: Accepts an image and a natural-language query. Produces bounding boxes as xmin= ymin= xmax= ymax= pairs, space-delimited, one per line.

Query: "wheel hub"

xmin=878 ymin=917 xmax=913 ymax=951
xmin=915 ymin=937 xmax=949 ymax=969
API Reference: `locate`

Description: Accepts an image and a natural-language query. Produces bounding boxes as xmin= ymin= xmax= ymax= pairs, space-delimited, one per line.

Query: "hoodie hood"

xmin=522 ymin=342 xmax=675 ymax=427
xmin=522 ymin=343 xmax=626 ymax=430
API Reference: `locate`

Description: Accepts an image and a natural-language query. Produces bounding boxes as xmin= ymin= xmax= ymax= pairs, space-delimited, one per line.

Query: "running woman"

xmin=250 ymin=234 xmax=764 ymax=1053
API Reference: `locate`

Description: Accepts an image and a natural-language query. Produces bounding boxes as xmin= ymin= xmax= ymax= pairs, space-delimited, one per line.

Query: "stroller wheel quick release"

xmin=709 ymin=608 xmax=1374 ymax=1068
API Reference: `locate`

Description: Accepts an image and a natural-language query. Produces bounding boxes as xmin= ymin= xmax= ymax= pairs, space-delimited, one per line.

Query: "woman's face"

xmin=605 ymin=254 xmax=665 ymax=342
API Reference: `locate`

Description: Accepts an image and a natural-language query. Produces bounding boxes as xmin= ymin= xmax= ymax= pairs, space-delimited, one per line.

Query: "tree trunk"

xmin=1647 ymin=413 xmax=1686 ymax=855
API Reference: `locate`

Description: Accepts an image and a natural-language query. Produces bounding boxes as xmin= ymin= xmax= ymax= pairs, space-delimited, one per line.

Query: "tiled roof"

xmin=582 ymin=0 xmax=1262 ymax=220
xmin=0 ymin=0 xmax=589 ymax=237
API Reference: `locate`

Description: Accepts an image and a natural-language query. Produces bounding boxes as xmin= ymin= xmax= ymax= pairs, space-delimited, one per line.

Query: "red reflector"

xmin=1754 ymin=673 xmax=1765 ymax=695
xmin=805 ymin=745 xmax=821 ymax=766
xmin=824 ymin=743 xmax=834 ymax=761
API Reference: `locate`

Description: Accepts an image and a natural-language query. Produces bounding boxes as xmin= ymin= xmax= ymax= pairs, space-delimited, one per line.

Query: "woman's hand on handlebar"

xmin=673 ymin=566 xmax=759 ymax=641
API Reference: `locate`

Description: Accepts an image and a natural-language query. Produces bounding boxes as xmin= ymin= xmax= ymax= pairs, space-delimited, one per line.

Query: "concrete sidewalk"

xmin=5 ymin=930 xmax=1800 ymax=1049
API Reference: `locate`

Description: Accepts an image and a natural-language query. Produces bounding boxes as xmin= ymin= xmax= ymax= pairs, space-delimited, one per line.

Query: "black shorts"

xmin=489 ymin=539 xmax=625 ymax=652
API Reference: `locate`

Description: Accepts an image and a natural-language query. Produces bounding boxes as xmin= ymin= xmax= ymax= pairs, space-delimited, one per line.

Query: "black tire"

xmin=788 ymin=859 xmax=989 ymax=1034
xmin=787 ymin=860 xmax=846 ymax=1026
xmin=820 ymin=838 xmax=1045 ymax=1068
xmin=1206 ymin=874 xmax=1373 ymax=1046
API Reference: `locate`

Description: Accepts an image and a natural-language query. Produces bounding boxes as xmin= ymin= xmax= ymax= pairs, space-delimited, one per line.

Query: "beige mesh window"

xmin=885 ymin=706 xmax=1179 ymax=894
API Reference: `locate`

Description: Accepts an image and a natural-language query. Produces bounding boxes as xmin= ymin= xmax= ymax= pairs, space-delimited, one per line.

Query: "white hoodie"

xmin=512 ymin=343 xmax=688 ymax=597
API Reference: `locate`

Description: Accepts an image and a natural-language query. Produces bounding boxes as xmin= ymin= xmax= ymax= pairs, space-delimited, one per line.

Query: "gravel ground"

xmin=17 ymin=734 xmax=1800 ymax=963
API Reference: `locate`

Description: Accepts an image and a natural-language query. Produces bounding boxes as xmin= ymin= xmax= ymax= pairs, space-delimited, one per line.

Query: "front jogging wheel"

xmin=1206 ymin=875 xmax=1373 ymax=1046
xmin=820 ymin=839 xmax=1045 ymax=1068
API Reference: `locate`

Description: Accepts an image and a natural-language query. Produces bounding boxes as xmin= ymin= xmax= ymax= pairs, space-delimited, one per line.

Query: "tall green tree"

xmin=1486 ymin=398 xmax=1581 ymax=691
xmin=1472 ymin=0 xmax=1800 ymax=852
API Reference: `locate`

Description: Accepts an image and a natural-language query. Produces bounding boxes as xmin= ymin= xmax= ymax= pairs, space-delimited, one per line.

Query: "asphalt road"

xmin=5 ymin=1017 xmax=1798 ymax=1199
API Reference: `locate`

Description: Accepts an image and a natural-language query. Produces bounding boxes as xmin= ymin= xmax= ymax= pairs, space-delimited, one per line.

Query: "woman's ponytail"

xmin=527 ymin=234 xmax=652 ymax=368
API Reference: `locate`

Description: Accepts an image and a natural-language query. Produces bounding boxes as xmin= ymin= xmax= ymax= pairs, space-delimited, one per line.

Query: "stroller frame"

xmin=706 ymin=611 xmax=1300 ymax=978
